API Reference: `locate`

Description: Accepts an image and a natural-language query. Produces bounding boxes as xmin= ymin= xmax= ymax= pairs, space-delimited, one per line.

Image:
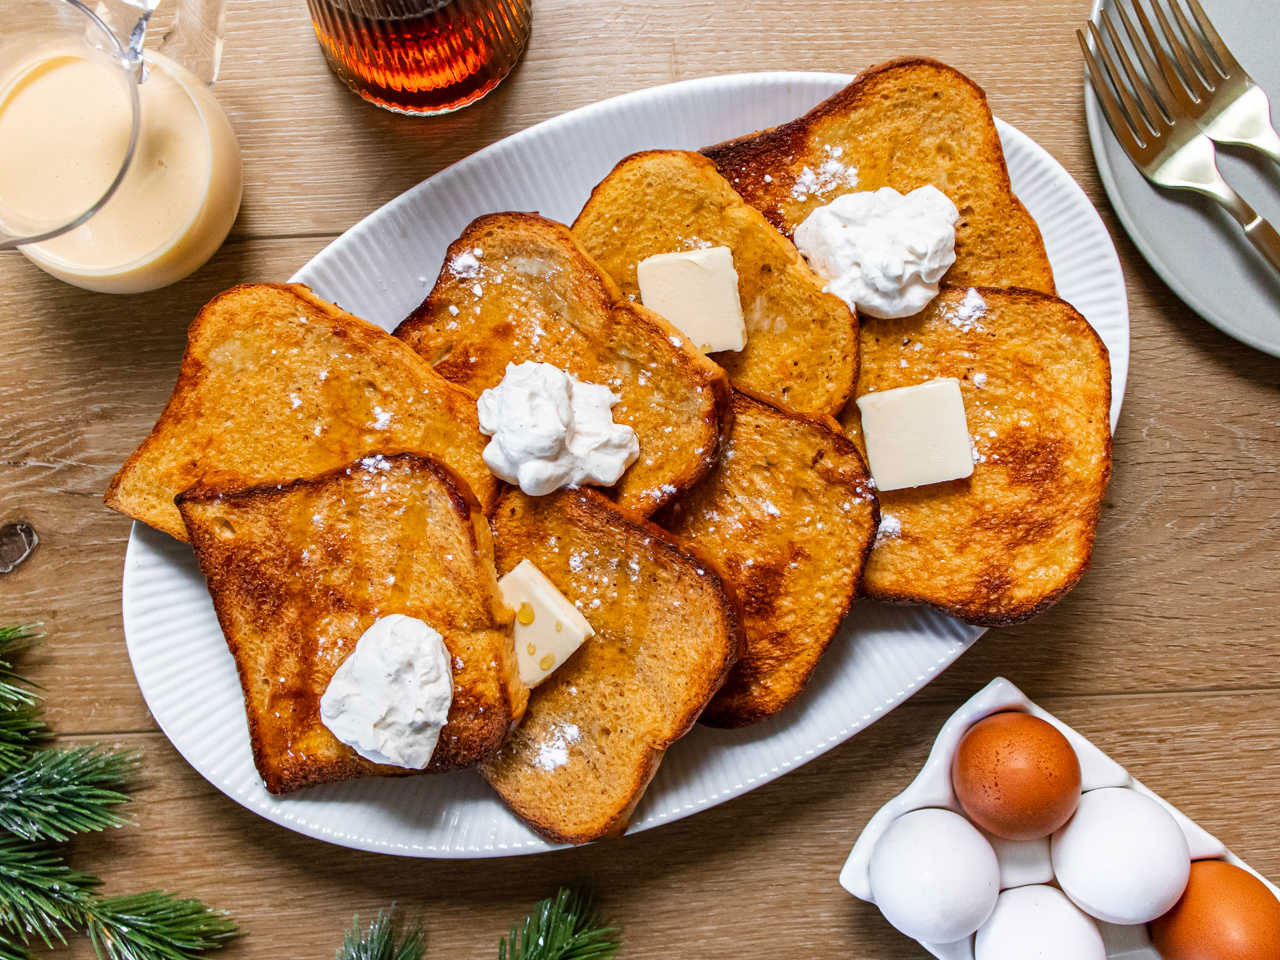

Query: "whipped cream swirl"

xmin=319 ymin=614 xmax=453 ymax=769
xmin=476 ymin=361 xmax=639 ymax=496
xmin=794 ymin=185 xmax=960 ymax=319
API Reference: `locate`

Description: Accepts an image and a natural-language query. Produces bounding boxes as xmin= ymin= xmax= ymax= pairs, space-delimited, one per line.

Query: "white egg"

xmin=1051 ymin=786 xmax=1190 ymax=924
xmin=975 ymin=885 xmax=1106 ymax=960
xmin=869 ymin=807 xmax=999 ymax=944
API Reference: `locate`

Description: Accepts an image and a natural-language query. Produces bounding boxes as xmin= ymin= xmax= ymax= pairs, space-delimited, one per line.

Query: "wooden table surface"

xmin=3 ymin=0 xmax=1279 ymax=956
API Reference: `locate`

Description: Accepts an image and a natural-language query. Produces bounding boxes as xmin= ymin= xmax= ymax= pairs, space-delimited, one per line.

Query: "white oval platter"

xmin=123 ymin=71 xmax=1129 ymax=857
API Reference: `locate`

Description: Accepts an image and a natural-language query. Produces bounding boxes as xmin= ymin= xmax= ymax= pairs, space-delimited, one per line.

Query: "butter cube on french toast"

xmin=703 ymin=57 xmax=1057 ymax=295
xmin=573 ymin=150 xmax=858 ymax=417
xmin=659 ymin=389 xmax=879 ymax=727
xmin=106 ymin=282 xmax=497 ymax=541
xmin=843 ymin=287 xmax=1112 ymax=626
xmin=178 ymin=453 xmax=526 ymax=794
xmin=482 ymin=487 xmax=744 ymax=844
xmin=394 ymin=213 xmax=730 ymax=516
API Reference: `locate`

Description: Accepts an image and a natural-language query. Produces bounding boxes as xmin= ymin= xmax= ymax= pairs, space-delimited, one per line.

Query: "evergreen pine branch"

xmin=0 ymin=708 xmax=51 ymax=773
xmin=0 ymin=747 xmax=137 ymax=842
xmin=336 ymin=910 xmax=426 ymax=960
xmin=0 ymin=627 xmax=42 ymax=711
xmin=83 ymin=891 xmax=239 ymax=960
xmin=0 ymin=835 xmax=99 ymax=948
xmin=498 ymin=889 xmax=621 ymax=960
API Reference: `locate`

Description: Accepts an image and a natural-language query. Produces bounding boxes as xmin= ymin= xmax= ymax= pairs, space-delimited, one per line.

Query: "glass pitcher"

xmin=0 ymin=0 xmax=243 ymax=293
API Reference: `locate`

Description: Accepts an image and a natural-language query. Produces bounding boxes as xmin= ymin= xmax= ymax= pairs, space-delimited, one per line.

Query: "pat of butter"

xmin=636 ymin=246 xmax=747 ymax=353
xmin=498 ymin=559 xmax=595 ymax=687
xmin=856 ymin=378 xmax=974 ymax=491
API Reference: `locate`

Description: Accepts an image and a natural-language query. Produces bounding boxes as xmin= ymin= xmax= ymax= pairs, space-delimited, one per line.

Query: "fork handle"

xmin=1216 ymin=121 xmax=1280 ymax=164
xmin=1213 ymin=182 xmax=1280 ymax=274
xmin=1204 ymin=84 xmax=1280 ymax=164
xmin=1243 ymin=213 xmax=1280 ymax=272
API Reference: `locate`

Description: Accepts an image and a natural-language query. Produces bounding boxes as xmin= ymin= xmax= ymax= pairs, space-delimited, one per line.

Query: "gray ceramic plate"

xmin=1086 ymin=0 xmax=1280 ymax=356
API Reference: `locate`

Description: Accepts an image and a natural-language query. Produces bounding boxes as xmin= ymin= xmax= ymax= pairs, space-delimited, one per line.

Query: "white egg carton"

xmin=840 ymin=677 xmax=1280 ymax=960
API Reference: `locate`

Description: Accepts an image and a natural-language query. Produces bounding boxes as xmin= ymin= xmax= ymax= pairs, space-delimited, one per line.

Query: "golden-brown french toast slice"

xmin=394 ymin=213 xmax=730 ymax=516
xmin=573 ymin=150 xmax=858 ymax=417
xmin=481 ymin=487 xmax=744 ymax=844
xmin=842 ymin=287 xmax=1111 ymax=625
xmin=105 ymin=283 xmax=497 ymax=541
xmin=658 ymin=389 xmax=878 ymax=727
xmin=704 ymin=58 xmax=1056 ymax=295
xmin=178 ymin=453 xmax=526 ymax=795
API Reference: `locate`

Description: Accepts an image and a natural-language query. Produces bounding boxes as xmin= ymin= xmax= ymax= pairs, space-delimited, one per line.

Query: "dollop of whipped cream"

xmin=476 ymin=361 xmax=640 ymax=496
xmin=319 ymin=614 xmax=453 ymax=769
xmin=793 ymin=185 xmax=960 ymax=319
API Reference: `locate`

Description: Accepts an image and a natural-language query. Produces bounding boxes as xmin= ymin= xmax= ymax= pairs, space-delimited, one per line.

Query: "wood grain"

xmin=58 ymin=691 xmax=1280 ymax=958
xmin=1 ymin=0 xmax=1278 ymax=956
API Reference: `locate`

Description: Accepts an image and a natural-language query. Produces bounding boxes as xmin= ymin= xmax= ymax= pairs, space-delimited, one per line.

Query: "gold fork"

xmin=1078 ymin=1 xmax=1280 ymax=271
xmin=1123 ymin=0 xmax=1280 ymax=162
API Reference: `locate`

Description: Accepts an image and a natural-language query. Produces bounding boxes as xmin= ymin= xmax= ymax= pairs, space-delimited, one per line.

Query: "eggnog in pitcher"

xmin=0 ymin=48 xmax=242 ymax=293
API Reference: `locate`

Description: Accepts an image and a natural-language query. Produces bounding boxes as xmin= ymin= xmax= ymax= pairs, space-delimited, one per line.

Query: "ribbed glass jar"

xmin=306 ymin=0 xmax=532 ymax=116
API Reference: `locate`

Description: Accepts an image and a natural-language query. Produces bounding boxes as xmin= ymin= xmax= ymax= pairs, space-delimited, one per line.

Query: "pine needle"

xmin=498 ymin=889 xmax=621 ymax=960
xmin=0 ymin=709 xmax=51 ymax=773
xmin=0 ymin=835 xmax=98 ymax=947
xmin=336 ymin=910 xmax=426 ymax=960
xmin=0 ymin=628 xmax=42 ymax=711
xmin=83 ymin=892 xmax=239 ymax=960
xmin=0 ymin=747 xmax=137 ymax=842
xmin=0 ymin=930 xmax=28 ymax=960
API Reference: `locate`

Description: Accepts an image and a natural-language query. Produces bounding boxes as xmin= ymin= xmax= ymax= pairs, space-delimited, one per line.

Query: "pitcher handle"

xmin=93 ymin=0 xmax=226 ymax=84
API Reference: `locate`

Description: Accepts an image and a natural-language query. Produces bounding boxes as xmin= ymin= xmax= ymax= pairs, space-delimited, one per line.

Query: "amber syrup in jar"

xmin=307 ymin=0 xmax=531 ymax=115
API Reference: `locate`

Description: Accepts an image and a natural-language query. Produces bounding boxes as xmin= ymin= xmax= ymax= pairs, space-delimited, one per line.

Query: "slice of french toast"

xmin=481 ymin=487 xmax=744 ymax=844
xmin=394 ymin=213 xmax=730 ymax=516
xmin=105 ymin=283 xmax=497 ymax=541
xmin=703 ymin=58 xmax=1056 ymax=295
xmin=842 ymin=286 xmax=1111 ymax=626
xmin=572 ymin=150 xmax=858 ymax=417
xmin=658 ymin=389 xmax=878 ymax=727
xmin=178 ymin=453 xmax=526 ymax=795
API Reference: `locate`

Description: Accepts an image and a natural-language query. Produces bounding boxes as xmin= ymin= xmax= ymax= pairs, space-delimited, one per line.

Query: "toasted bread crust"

xmin=573 ymin=149 xmax=858 ymax=416
xmin=178 ymin=452 xmax=526 ymax=794
xmin=105 ymin=282 xmax=497 ymax=541
xmin=394 ymin=213 xmax=731 ymax=516
xmin=842 ymin=286 xmax=1112 ymax=626
xmin=659 ymin=389 xmax=878 ymax=727
xmin=482 ymin=487 xmax=744 ymax=844
xmin=704 ymin=57 xmax=1056 ymax=295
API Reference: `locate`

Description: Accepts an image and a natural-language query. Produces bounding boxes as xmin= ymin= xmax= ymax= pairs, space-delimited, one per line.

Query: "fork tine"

xmin=1113 ymin=0 xmax=1184 ymax=116
xmin=1096 ymin=11 xmax=1164 ymax=138
xmin=1168 ymin=0 xmax=1225 ymax=83
xmin=1078 ymin=28 xmax=1149 ymax=160
xmin=1147 ymin=0 xmax=1212 ymax=99
xmin=1183 ymin=0 xmax=1241 ymax=76
xmin=1121 ymin=0 xmax=1199 ymax=112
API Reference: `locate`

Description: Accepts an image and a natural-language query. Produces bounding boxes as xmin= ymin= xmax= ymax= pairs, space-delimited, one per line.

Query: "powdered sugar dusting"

xmin=790 ymin=145 xmax=859 ymax=202
xmin=359 ymin=455 xmax=393 ymax=472
xmin=532 ymin=722 xmax=581 ymax=772
xmin=944 ymin=288 xmax=988 ymax=333
xmin=450 ymin=251 xmax=481 ymax=278
xmin=875 ymin=513 xmax=902 ymax=546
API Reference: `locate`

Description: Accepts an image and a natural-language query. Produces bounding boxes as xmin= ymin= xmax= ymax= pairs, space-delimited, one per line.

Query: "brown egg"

xmin=1150 ymin=859 xmax=1280 ymax=960
xmin=950 ymin=710 xmax=1081 ymax=841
